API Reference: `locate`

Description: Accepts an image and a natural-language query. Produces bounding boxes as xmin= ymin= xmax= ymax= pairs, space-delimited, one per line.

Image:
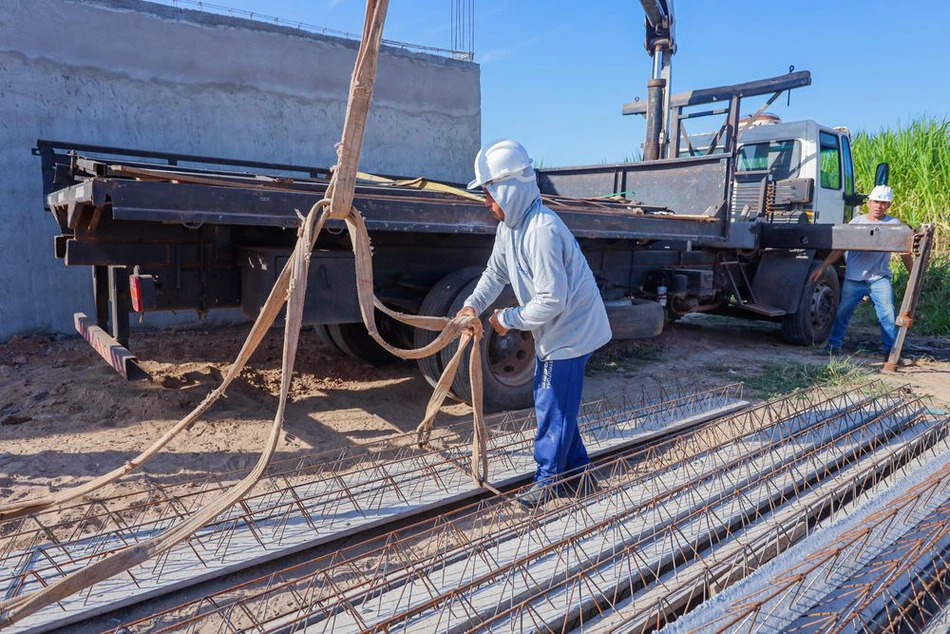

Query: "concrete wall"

xmin=0 ymin=0 xmax=480 ymax=340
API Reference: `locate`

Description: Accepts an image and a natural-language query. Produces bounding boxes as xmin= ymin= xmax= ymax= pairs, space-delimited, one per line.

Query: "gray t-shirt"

xmin=844 ymin=214 xmax=903 ymax=281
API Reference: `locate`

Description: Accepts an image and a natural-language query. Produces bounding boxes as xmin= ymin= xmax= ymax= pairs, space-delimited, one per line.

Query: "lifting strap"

xmin=0 ymin=0 xmax=494 ymax=625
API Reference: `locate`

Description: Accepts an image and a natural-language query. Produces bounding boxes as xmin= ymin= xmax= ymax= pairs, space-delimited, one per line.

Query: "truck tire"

xmin=781 ymin=263 xmax=840 ymax=346
xmin=315 ymin=324 xmax=345 ymax=355
xmin=443 ymin=279 xmax=535 ymax=413
xmin=326 ymin=319 xmax=397 ymax=366
xmin=414 ymin=267 xmax=485 ymax=398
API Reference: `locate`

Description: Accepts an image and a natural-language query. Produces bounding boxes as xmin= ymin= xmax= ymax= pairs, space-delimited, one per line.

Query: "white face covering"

xmin=485 ymin=167 xmax=541 ymax=229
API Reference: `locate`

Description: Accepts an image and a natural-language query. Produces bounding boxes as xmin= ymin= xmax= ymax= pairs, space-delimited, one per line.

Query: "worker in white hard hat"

xmin=810 ymin=185 xmax=914 ymax=357
xmin=457 ymin=139 xmax=611 ymax=508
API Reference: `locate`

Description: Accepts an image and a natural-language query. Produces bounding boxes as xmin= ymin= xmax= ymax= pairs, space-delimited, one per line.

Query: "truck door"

xmin=841 ymin=134 xmax=857 ymax=222
xmin=815 ymin=130 xmax=845 ymax=224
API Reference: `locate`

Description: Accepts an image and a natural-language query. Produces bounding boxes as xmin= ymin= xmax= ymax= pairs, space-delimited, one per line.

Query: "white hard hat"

xmin=868 ymin=185 xmax=893 ymax=202
xmin=467 ymin=139 xmax=534 ymax=190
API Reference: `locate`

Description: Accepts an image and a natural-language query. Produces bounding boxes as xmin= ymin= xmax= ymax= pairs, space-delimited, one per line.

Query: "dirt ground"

xmin=1 ymin=315 xmax=948 ymax=506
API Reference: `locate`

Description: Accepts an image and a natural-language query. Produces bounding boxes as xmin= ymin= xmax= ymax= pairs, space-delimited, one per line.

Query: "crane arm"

xmin=638 ymin=0 xmax=675 ymax=159
xmin=639 ymin=0 xmax=675 ymax=57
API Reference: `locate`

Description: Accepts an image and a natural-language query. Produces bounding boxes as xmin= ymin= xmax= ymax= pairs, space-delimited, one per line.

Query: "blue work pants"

xmin=533 ymin=353 xmax=592 ymax=483
xmin=827 ymin=278 xmax=897 ymax=352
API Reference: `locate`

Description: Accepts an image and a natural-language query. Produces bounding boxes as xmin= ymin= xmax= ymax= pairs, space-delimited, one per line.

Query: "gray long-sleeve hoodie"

xmin=462 ymin=171 xmax=611 ymax=361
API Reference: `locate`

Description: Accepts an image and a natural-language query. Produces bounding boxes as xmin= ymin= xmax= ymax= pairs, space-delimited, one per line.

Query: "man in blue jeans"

xmin=810 ymin=185 xmax=913 ymax=357
xmin=456 ymin=139 xmax=612 ymax=508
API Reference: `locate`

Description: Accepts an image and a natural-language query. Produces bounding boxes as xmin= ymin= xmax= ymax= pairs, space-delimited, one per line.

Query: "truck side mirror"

xmin=874 ymin=162 xmax=889 ymax=186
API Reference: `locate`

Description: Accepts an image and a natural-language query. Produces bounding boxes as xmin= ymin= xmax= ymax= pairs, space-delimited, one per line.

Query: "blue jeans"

xmin=827 ymin=278 xmax=897 ymax=352
xmin=533 ymin=354 xmax=592 ymax=483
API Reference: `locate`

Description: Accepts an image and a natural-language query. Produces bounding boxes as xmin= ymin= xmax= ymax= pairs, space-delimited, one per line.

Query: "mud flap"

xmin=750 ymin=249 xmax=817 ymax=315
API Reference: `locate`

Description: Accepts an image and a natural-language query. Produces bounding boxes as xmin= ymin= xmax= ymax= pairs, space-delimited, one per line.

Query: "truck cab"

xmin=732 ymin=119 xmax=857 ymax=225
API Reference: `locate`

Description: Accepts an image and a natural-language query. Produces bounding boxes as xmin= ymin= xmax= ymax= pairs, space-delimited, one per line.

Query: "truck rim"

xmin=810 ymin=281 xmax=836 ymax=331
xmin=486 ymin=329 xmax=535 ymax=387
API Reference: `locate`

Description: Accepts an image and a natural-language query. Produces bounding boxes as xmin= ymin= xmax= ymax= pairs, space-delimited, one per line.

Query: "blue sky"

xmin=151 ymin=0 xmax=950 ymax=168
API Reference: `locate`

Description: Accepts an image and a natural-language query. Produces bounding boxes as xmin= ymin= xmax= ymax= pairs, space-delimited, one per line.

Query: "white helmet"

xmin=467 ymin=139 xmax=534 ymax=190
xmin=868 ymin=185 xmax=893 ymax=202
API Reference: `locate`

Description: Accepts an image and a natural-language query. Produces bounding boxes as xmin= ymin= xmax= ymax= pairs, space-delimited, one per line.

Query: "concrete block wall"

xmin=0 ymin=0 xmax=480 ymax=340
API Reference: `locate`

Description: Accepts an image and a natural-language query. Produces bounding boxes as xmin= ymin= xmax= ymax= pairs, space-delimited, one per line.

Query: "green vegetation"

xmin=706 ymin=357 xmax=870 ymax=399
xmin=890 ymin=255 xmax=950 ymax=336
xmin=852 ymin=118 xmax=950 ymax=234
xmin=851 ymin=117 xmax=950 ymax=336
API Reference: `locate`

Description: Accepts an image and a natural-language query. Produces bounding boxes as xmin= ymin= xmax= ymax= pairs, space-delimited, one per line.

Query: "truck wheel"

xmin=781 ymin=263 xmax=840 ymax=346
xmin=443 ymin=279 xmax=535 ymax=413
xmin=414 ymin=267 xmax=485 ymax=398
xmin=315 ymin=324 xmax=345 ymax=355
xmin=326 ymin=319 xmax=397 ymax=365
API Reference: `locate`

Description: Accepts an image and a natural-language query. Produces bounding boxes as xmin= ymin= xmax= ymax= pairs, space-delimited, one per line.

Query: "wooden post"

xmin=884 ymin=223 xmax=935 ymax=372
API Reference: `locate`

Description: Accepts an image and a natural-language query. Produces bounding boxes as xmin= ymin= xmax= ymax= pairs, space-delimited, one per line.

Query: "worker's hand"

xmin=809 ymin=264 xmax=826 ymax=284
xmin=488 ymin=309 xmax=508 ymax=335
xmin=456 ymin=306 xmax=477 ymax=320
xmin=456 ymin=305 xmax=478 ymax=335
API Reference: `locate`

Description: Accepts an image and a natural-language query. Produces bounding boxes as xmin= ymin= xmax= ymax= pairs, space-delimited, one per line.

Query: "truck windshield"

xmin=737 ymin=140 xmax=801 ymax=180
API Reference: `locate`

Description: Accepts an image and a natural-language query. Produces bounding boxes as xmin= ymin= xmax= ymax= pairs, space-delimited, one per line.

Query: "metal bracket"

xmin=74 ymin=313 xmax=149 ymax=381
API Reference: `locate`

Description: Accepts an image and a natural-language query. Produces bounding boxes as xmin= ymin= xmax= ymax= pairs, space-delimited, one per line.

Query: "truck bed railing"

xmin=622 ymin=71 xmax=812 ymax=161
xmin=34 ymin=140 xmax=339 ymax=203
xmin=42 ymin=145 xmax=736 ymax=245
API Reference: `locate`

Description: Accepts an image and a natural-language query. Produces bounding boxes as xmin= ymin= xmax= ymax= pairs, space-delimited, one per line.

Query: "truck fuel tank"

xmin=603 ymin=298 xmax=665 ymax=340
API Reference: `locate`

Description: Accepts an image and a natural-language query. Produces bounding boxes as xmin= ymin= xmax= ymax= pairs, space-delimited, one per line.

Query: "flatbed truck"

xmin=36 ymin=70 xmax=922 ymax=410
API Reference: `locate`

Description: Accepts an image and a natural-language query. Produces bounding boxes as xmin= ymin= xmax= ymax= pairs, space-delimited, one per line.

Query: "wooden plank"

xmin=886 ymin=224 xmax=936 ymax=371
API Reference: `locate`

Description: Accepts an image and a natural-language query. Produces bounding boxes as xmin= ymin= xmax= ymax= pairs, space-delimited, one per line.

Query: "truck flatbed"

xmin=45 ymin=152 xmax=727 ymax=244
